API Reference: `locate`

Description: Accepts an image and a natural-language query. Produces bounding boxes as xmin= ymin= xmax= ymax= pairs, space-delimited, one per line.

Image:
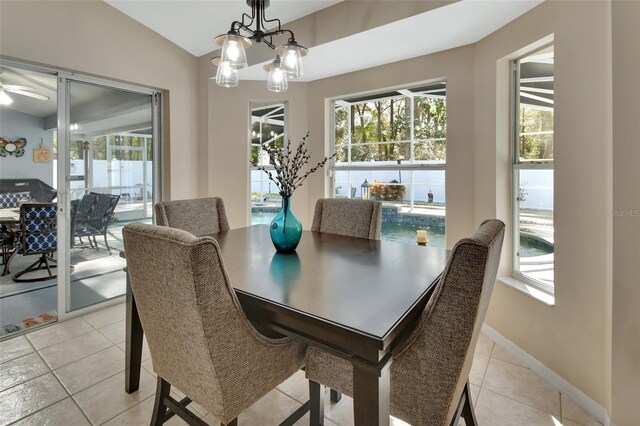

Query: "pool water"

xmin=252 ymin=210 xmax=278 ymax=225
xmin=381 ymin=222 xmax=446 ymax=247
xmin=251 ymin=211 xmax=551 ymax=255
xmin=251 ymin=211 xmax=446 ymax=247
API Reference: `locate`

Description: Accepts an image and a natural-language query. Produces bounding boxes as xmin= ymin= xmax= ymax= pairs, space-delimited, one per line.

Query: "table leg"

xmin=352 ymin=357 xmax=391 ymax=426
xmin=125 ymin=268 xmax=144 ymax=393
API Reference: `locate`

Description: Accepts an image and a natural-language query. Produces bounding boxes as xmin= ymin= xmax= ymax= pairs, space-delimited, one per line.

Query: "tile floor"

xmin=0 ymin=302 xmax=603 ymax=426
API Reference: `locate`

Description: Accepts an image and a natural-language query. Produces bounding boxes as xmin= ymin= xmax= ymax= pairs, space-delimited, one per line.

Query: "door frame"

xmin=0 ymin=59 xmax=162 ymax=321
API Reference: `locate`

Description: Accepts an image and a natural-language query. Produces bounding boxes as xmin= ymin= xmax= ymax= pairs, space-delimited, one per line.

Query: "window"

xmin=512 ymin=46 xmax=555 ymax=291
xmin=249 ymin=102 xmax=286 ymax=225
xmin=331 ymin=83 xmax=447 ymax=247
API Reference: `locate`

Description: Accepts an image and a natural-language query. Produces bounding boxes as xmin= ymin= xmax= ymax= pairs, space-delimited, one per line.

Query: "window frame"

xmin=330 ymin=85 xmax=447 ymax=213
xmin=511 ymin=44 xmax=555 ymax=294
xmin=248 ymin=101 xmax=288 ymax=205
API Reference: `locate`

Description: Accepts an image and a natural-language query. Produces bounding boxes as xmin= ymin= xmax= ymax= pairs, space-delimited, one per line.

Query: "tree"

xmin=518 ymin=105 xmax=553 ymax=160
xmin=337 ymin=95 xmax=446 ymax=163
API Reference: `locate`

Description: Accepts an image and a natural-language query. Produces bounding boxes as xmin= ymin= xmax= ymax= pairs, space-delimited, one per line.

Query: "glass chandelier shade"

xmin=276 ymin=41 xmax=308 ymax=79
xmin=215 ymin=33 xmax=251 ymax=70
xmin=266 ymin=56 xmax=288 ymax=93
xmin=213 ymin=57 xmax=239 ymax=88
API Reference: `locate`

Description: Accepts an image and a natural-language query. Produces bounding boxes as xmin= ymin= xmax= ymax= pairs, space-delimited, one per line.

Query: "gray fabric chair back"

xmin=154 ymin=197 xmax=230 ymax=236
xmin=311 ymin=198 xmax=382 ymax=240
xmin=391 ymin=219 xmax=505 ymax=425
xmin=122 ymin=223 xmax=304 ymax=423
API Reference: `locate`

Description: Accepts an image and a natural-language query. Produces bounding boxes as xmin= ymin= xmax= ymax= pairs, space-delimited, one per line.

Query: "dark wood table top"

xmin=124 ymin=224 xmax=449 ymax=424
xmin=211 ymin=225 xmax=448 ymax=353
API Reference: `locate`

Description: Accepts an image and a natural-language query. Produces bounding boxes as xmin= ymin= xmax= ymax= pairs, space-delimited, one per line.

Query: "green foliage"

xmin=414 ymin=97 xmax=447 ymax=162
xmin=335 ymin=95 xmax=447 ymax=163
xmin=250 ymin=146 xmax=260 ymax=166
xmin=518 ymin=106 xmax=554 ymax=161
xmin=370 ymin=179 xmax=406 ymax=201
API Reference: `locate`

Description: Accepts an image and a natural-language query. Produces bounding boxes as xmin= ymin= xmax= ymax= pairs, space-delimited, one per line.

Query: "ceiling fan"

xmin=0 ymin=80 xmax=49 ymax=105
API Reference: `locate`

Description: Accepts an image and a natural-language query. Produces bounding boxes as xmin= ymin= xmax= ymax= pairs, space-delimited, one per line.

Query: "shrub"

xmin=370 ymin=179 xmax=406 ymax=201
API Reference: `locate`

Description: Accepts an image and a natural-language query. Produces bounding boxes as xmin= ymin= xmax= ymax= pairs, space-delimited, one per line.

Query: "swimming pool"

xmin=252 ymin=211 xmax=552 ymax=256
xmin=251 ymin=211 xmax=446 ymax=247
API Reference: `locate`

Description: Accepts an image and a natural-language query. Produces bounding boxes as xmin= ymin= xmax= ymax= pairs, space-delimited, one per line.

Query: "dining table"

xmin=123 ymin=224 xmax=449 ymax=426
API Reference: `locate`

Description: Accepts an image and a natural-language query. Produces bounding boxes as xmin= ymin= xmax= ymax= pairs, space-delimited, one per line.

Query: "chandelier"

xmin=211 ymin=0 xmax=308 ymax=92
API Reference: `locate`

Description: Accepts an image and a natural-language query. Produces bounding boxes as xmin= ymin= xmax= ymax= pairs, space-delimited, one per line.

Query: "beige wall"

xmin=611 ymin=1 xmax=640 ymax=424
xmin=477 ymin=1 xmax=614 ymax=408
xmin=0 ymin=0 xmax=199 ymax=200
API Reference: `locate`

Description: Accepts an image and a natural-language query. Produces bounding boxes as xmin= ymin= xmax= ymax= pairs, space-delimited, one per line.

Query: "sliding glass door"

xmin=0 ymin=60 xmax=161 ymax=338
xmin=59 ymin=78 xmax=160 ymax=313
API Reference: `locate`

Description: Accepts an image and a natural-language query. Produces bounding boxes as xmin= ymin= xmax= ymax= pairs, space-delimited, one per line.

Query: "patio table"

xmin=123 ymin=224 xmax=449 ymax=425
xmin=0 ymin=208 xmax=20 ymax=224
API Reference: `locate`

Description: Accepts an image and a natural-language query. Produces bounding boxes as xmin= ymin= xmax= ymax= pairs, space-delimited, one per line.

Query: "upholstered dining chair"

xmin=154 ymin=197 xmax=230 ymax=236
xmin=311 ymin=198 xmax=382 ymax=240
xmin=305 ymin=219 xmax=505 ymax=426
xmin=122 ymin=223 xmax=307 ymax=426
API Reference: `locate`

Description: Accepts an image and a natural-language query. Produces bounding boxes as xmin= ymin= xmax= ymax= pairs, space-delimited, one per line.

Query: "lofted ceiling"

xmin=105 ymin=0 xmax=342 ymax=57
xmin=105 ymin=0 xmax=543 ymax=82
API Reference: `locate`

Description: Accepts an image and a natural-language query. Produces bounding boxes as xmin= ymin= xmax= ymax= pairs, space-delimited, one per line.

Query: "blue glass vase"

xmin=270 ymin=197 xmax=302 ymax=253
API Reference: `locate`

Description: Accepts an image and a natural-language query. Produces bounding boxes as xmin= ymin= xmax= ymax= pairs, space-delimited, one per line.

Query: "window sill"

xmin=497 ymin=276 xmax=555 ymax=306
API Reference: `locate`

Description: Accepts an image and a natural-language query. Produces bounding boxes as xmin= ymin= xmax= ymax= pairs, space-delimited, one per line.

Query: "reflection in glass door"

xmin=62 ymin=79 xmax=158 ymax=312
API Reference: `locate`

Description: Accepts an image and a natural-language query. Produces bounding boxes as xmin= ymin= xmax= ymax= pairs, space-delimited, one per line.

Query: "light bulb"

xmin=216 ymin=61 xmax=239 ymax=88
xmin=267 ymin=56 xmax=288 ymax=92
xmin=226 ymin=40 xmax=239 ymax=61
xmin=219 ymin=34 xmax=249 ymax=70
xmin=285 ymin=50 xmax=298 ymax=68
xmin=0 ymin=89 xmax=13 ymax=105
xmin=276 ymin=41 xmax=307 ymax=79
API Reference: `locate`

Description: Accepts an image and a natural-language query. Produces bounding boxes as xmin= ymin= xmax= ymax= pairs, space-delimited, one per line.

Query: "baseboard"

xmin=481 ymin=323 xmax=610 ymax=425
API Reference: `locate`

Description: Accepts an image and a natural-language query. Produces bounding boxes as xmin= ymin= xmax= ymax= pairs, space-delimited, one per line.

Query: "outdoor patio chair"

xmin=0 ymin=191 xmax=31 ymax=209
xmin=154 ymin=197 xmax=230 ymax=236
xmin=6 ymin=203 xmax=58 ymax=282
xmin=311 ymin=198 xmax=382 ymax=240
xmin=122 ymin=223 xmax=307 ymax=426
xmin=74 ymin=192 xmax=120 ymax=254
xmin=305 ymin=220 xmax=505 ymax=426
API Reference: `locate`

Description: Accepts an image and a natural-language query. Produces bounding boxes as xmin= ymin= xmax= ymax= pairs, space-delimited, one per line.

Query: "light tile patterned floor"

xmin=0 ymin=303 xmax=603 ymax=426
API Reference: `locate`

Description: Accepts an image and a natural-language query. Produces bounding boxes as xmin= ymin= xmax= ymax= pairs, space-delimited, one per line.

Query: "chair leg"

xmin=43 ymin=256 xmax=55 ymax=277
xmin=2 ymin=249 xmax=17 ymax=276
xmin=151 ymin=376 xmax=171 ymax=426
xmin=461 ymin=381 xmax=477 ymax=426
xmin=93 ymin=235 xmax=99 ymax=251
xmin=104 ymin=233 xmax=112 ymax=255
xmin=13 ymin=255 xmax=58 ymax=282
xmin=330 ymin=389 xmax=342 ymax=403
xmin=309 ymin=380 xmax=325 ymax=426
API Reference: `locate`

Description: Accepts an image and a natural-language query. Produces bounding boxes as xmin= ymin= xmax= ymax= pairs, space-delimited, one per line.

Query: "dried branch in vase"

xmin=253 ymin=131 xmax=336 ymax=198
